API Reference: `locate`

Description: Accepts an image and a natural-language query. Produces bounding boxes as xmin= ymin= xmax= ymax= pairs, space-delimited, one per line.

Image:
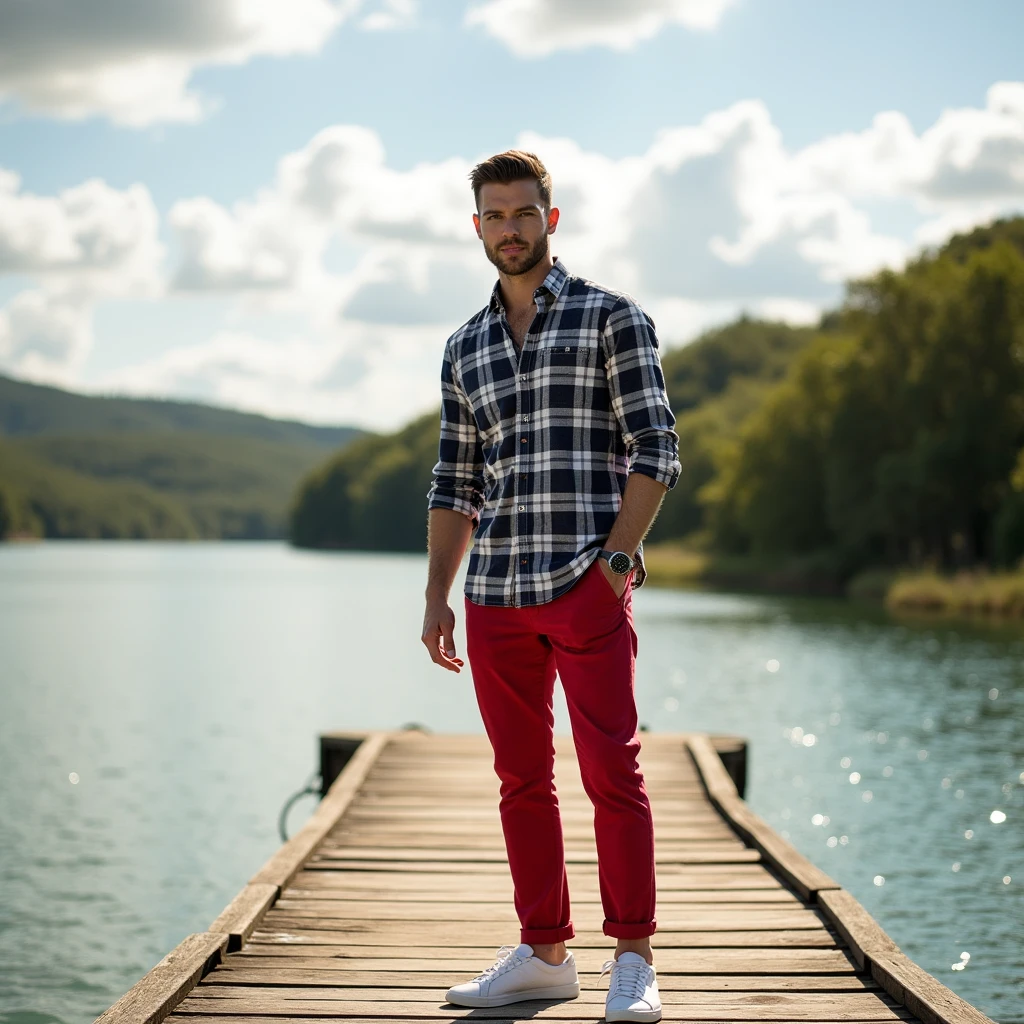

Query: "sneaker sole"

xmin=445 ymin=982 xmax=581 ymax=1007
xmin=605 ymin=1007 xmax=662 ymax=1023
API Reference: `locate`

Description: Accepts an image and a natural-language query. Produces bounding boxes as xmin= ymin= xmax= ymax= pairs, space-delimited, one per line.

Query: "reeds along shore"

xmin=642 ymin=543 xmax=1024 ymax=620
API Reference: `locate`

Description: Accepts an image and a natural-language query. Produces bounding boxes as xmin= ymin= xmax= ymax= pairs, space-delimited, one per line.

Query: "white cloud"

xmin=360 ymin=0 xmax=418 ymax=31
xmin=0 ymin=171 xmax=163 ymax=288
xmin=0 ymin=171 xmax=163 ymax=381
xmin=0 ymin=288 xmax=94 ymax=385
xmin=99 ymin=324 xmax=443 ymax=429
xmin=465 ymin=0 xmax=737 ymax=57
xmin=105 ymin=83 xmax=1024 ymax=426
xmin=0 ymin=0 xmax=415 ymax=127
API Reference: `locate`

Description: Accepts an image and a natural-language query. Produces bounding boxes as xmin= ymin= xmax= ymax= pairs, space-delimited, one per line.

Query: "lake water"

xmin=0 ymin=543 xmax=1020 ymax=1023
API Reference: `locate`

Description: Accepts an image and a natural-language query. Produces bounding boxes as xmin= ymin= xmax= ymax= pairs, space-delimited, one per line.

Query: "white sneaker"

xmin=601 ymin=951 xmax=662 ymax=1022
xmin=445 ymin=943 xmax=580 ymax=1007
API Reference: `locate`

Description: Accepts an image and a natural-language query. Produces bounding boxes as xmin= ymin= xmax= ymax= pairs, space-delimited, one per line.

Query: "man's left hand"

xmin=597 ymin=557 xmax=629 ymax=599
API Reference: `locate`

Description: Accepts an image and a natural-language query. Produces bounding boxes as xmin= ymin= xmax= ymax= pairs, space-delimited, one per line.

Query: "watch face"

xmin=608 ymin=551 xmax=632 ymax=575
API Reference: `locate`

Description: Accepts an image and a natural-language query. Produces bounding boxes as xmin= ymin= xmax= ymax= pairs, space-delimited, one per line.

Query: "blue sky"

xmin=1 ymin=0 xmax=1022 ymax=428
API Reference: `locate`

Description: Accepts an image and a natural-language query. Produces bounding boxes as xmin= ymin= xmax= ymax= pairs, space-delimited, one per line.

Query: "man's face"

xmin=473 ymin=180 xmax=559 ymax=277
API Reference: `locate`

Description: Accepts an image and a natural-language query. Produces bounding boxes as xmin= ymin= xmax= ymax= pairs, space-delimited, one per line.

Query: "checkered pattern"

xmin=428 ymin=260 xmax=681 ymax=607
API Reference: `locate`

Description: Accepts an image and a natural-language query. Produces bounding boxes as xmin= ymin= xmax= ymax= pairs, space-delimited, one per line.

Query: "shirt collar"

xmin=489 ymin=258 xmax=569 ymax=316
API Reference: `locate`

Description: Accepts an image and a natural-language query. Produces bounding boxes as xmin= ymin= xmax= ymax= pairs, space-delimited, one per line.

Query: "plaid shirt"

xmin=428 ymin=259 xmax=680 ymax=607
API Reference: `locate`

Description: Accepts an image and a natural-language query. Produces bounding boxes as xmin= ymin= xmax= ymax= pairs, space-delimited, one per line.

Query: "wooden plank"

xmin=230 ymin=947 xmax=861 ymax=972
xmin=173 ymin=991 xmax=913 ymax=1020
xmin=817 ymin=892 xmax=996 ymax=1023
xmin=291 ymin=865 xmax=783 ymax=890
xmin=687 ymin=735 xmax=840 ymax=903
xmin=251 ymin=732 xmax=393 ymax=891
xmin=209 ymin=967 xmax=876 ymax=991
xmin=283 ymin=887 xmax=801 ymax=904
xmin=870 ymin=952 xmax=997 ymax=1024
xmin=267 ymin=901 xmax=825 ymax=929
xmin=208 ymin=883 xmax=278 ymax=953
xmin=94 ymin=932 xmax=228 ymax=1024
xmin=309 ymin=847 xmax=762 ymax=865
xmin=817 ymin=889 xmax=900 ymax=971
xmin=249 ymin=928 xmax=841 ymax=949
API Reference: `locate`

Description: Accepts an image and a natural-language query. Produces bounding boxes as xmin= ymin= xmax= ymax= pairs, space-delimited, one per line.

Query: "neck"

xmin=497 ymin=254 xmax=555 ymax=312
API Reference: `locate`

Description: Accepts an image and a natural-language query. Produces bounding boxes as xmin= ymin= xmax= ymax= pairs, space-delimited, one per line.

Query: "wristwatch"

xmin=599 ymin=549 xmax=635 ymax=576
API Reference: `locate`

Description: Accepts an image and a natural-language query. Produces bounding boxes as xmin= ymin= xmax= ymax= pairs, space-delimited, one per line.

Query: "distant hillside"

xmin=0 ymin=376 xmax=364 ymax=540
xmin=291 ymin=409 xmax=439 ymax=552
xmin=0 ymin=374 xmax=357 ymax=448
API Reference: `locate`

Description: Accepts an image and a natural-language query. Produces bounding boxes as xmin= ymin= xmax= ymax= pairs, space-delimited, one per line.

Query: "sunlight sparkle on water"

xmin=1004 ymin=876 xmax=1012 ymax=885
xmin=965 ymin=830 xmax=974 ymax=840
xmin=68 ymin=772 xmax=79 ymax=785
xmin=882 ymin=766 xmax=894 ymax=777
xmin=840 ymin=756 xmax=852 ymax=768
xmin=874 ymin=875 xmax=885 ymax=886
xmin=862 ymin=790 xmax=874 ymax=802
xmin=989 ymin=810 xmax=1006 ymax=824
xmin=766 ymin=659 xmax=780 ymax=673
xmin=988 ymin=688 xmax=999 ymax=700
xmin=849 ymin=771 xmax=861 ymax=784
xmin=952 ymin=862 xmax=961 ymax=872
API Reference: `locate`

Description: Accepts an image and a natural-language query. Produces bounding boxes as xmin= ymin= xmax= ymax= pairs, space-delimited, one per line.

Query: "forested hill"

xmin=290 ymin=215 xmax=1024 ymax=584
xmin=0 ymin=376 xmax=363 ymax=540
xmin=0 ymin=374 xmax=357 ymax=448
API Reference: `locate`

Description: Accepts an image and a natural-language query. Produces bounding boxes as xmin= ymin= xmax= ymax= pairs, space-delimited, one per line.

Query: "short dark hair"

xmin=470 ymin=150 xmax=552 ymax=211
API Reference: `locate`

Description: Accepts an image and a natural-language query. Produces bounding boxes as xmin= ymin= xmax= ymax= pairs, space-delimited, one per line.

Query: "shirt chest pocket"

xmin=535 ymin=343 xmax=602 ymax=393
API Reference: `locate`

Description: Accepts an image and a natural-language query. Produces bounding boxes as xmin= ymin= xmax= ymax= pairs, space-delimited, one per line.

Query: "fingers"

xmin=421 ymin=607 xmax=464 ymax=673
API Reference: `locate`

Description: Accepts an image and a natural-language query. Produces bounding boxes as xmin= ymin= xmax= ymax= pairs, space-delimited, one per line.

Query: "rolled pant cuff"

xmin=603 ymin=919 xmax=657 ymax=939
xmin=521 ymin=923 xmax=575 ymax=944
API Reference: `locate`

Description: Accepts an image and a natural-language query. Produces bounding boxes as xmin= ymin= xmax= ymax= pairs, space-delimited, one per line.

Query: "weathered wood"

xmin=309 ymin=846 xmax=762 ymax=865
xmin=230 ymin=947 xmax=861 ymax=972
xmin=107 ymin=730 xmax=998 ymax=1024
xmin=250 ymin=927 xmax=841 ymax=948
xmin=817 ymin=889 xmax=900 ymax=970
xmin=870 ymin=952 xmax=997 ymax=1024
xmin=174 ymin=991 xmax=913 ymax=1020
xmin=210 ymin=968 xmax=876 ymax=991
xmin=250 ymin=732 xmax=393 ymax=891
xmin=94 ymin=932 xmax=228 ymax=1024
xmin=687 ymin=735 xmax=840 ymax=903
xmin=208 ymin=883 xmax=278 ymax=952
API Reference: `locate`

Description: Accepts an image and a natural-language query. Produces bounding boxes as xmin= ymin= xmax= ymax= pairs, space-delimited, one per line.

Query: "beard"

xmin=483 ymin=232 xmax=549 ymax=277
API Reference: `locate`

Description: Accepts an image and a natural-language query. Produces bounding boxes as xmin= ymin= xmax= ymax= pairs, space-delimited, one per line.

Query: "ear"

xmin=546 ymin=207 xmax=560 ymax=234
xmin=472 ymin=213 xmax=482 ymax=240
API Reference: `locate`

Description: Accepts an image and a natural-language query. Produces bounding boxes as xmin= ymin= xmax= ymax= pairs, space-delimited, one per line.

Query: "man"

xmin=422 ymin=150 xmax=679 ymax=1024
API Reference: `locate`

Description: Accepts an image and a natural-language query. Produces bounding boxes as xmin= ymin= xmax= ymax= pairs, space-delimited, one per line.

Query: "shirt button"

xmin=520 ymin=374 xmax=527 ymax=381
xmin=522 ymin=414 xmax=529 ymax=421
xmin=521 ymin=559 xmax=527 ymax=565
xmin=518 ymin=505 xmax=526 ymax=511
xmin=521 ymin=437 xmax=527 ymax=443
xmin=564 ymin=345 xmax=571 ymax=351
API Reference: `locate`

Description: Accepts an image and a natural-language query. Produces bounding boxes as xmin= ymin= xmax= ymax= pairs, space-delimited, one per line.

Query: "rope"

xmin=277 ymin=770 xmax=321 ymax=842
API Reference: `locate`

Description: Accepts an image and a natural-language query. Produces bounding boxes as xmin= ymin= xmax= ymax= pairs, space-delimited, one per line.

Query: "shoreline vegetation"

xmin=642 ymin=541 xmax=1024 ymax=621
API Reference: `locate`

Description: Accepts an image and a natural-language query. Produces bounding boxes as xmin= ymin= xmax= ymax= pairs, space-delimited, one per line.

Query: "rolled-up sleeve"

xmin=603 ymin=298 xmax=681 ymax=490
xmin=427 ymin=343 xmax=486 ymax=523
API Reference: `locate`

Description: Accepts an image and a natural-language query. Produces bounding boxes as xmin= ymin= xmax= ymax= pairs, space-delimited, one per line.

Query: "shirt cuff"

xmin=427 ymin=491 xmax=482 ymax=524
xmin=629 ymin=453 xmax=681 ymax=491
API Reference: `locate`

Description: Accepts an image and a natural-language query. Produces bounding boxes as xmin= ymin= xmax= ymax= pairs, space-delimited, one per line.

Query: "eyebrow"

xmin=480 ymin=205 xmax=539 ymax=216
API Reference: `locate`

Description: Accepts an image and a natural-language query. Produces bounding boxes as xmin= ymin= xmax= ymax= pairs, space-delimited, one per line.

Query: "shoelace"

xmin=472 ymin=945 xmax=524 ymax=983
xmin=600 ymin=958 xmax=649 ymax=1001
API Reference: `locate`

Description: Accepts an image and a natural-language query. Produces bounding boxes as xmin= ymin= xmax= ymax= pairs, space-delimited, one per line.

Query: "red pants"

xmin=464 ymin=561 xmax=657 ymax=943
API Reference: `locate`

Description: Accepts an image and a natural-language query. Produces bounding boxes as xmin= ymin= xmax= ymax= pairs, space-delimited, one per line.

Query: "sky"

xmin=0 ymin=0 xmax=1022 ymax=430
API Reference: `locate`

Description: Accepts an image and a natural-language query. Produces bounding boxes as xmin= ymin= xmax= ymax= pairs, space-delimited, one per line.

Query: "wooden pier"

xmin=97 ymin=730 xmax=993 ymax=1024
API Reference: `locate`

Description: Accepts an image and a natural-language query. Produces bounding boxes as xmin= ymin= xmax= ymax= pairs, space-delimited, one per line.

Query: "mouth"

xmin=501 ymin=245 xmax=526 ymax=256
